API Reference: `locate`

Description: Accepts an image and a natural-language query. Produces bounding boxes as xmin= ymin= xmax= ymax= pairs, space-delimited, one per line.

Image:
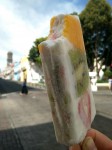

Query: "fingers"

xmin=82 ymin=137 xmax=97 ymax=150
xmin=69 ymin=144 xmax=81 ymax=150
xmin=86 ymin=129 xmax=112 ymax=150
xmin=69 ymin=129 xmax=112 ymax=150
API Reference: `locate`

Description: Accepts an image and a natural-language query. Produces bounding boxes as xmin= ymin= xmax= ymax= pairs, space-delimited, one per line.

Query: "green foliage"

xmin=97 ymin=79 xmax=108 ymax=83
xmin=104 ymin=67 xmax=112 ymax=79
xmin=79 ymin=0 xmax=112 ymax=70
xmin=35 ymin=56 xmax=42 ymax=65
xmin=28 ymin=46 xmax=39 ymax=63
xmin=70 ymin=12 xmax=78 ymax=15
xmin=28 ymin=37 xmax=47 ymax=65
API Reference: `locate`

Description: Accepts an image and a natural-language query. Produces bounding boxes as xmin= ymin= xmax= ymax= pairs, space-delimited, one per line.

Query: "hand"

xmin=69 ymin=128 xmax=112 ymax=150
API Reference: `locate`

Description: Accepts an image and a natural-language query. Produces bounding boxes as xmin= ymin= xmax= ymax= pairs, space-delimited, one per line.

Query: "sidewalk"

xmin=0 ymin=90 xmax=67 ymax=150
xmin=0 ymin=89 xmax=112 ymax=150
xmin=93 ymin=90 xmax=112 ymax=119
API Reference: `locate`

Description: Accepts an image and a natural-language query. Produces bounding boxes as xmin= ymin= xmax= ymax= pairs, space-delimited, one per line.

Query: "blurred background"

xmin=0 ymin=0 xmax=112 ymax=85
xmin=0 ymin=0 xmax=112 ymax=150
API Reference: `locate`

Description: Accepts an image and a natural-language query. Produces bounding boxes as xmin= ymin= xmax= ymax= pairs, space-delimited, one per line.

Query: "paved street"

xmin=0 ymin=78 xmax=34 ymax=94
xmin=94 ymin=90 xmax=112 ymax=119
xmin=0 ymin=88 xmax=112 ymax=150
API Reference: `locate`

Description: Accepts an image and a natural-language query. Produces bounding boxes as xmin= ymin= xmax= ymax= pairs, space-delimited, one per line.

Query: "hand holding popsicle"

xmin=69 ymin=128 xmax=112 ymax=150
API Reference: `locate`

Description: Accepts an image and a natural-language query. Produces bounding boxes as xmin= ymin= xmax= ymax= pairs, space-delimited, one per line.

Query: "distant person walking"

xmin=21 ymin=79 xmax=28 ymax=94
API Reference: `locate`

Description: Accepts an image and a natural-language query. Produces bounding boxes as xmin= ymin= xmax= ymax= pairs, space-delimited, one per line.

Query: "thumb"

xmin=82 ymin=137 xmax=97 ymax=150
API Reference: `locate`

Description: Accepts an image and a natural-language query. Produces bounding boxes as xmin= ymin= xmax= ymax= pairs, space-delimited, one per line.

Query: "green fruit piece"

xmin=69 ymin=49 xmax=89 ymax=97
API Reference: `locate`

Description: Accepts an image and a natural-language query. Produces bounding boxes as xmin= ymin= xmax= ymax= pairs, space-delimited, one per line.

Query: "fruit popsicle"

xmin=38 ymin=14 xmax=96 ymax=146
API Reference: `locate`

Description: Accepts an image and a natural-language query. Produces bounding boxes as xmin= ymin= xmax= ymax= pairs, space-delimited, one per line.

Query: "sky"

xmin=0 ymin=0 xmax=112 ymax=71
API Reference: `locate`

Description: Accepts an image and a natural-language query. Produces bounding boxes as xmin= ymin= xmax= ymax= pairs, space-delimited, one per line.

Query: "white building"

xmin=20 ymin=56 xmax=43 ymax=83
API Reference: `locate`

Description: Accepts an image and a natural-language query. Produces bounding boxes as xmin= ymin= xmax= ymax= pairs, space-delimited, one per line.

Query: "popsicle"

xmin=38 ymin=14 xmax=96 ymax=146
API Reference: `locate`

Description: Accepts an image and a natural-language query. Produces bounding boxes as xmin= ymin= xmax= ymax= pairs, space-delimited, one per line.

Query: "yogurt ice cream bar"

xmin=38 ymin=14 xmax=96 ymax=146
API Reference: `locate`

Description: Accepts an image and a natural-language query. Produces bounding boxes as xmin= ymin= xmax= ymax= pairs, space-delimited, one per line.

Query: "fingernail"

xmin=82 ymin=137 xmax=97 ymax=150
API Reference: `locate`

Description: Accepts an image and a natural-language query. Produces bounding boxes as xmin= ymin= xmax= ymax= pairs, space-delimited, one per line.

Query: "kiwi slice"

xmin=69 ymin=49 xmax=89 ymax=97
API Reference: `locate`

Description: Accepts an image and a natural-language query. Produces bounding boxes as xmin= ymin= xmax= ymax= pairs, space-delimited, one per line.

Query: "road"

xmin=0 ymin=79 xmax=112 ymax=150
xmin=0 ymin=90 xmax=68 ymax=150
xmin=0 ymin=78 xmax=33 ymax=94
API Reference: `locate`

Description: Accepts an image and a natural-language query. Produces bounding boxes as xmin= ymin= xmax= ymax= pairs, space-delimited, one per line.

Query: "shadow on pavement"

xmin=0 ymin=114 xmax=112 ymax=150
xmin=0 ymin=122 xmax=67 ymax=150
xmin=92 ymin=115 xmax=112 ymax=139
xmin=0 ymin=78 xmax=36 ymax=94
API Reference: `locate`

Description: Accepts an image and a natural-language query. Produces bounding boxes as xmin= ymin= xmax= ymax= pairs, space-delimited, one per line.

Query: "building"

xmin=2 ymin=63 xmax=14 ymax=80
xmin=20 ymin=56 xmax=42 ymax=83
xmin=0 ymin=51 xmax=43 ymax=84
xmin=7 ymin=51 xmax=13 ymax=66
xmin=13 ymin=62 xmax=21 ymax=81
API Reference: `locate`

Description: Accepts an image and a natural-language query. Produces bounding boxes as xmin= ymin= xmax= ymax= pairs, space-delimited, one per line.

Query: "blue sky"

xmin=0 ymin=0 xmax=112 ymax=71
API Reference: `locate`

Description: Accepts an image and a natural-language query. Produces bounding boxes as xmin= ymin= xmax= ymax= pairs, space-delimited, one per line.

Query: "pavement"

xmin=0 ymin=89 xmax=112 ymax=150
xmin=0 ymin=78 xmax=34 ymax=94
xmin=93 ymin=90 xmax=112 ymax=119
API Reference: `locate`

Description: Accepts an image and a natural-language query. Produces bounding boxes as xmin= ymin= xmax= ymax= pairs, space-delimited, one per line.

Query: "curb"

xmin=96 ymin=111 xmax=112 ymax=120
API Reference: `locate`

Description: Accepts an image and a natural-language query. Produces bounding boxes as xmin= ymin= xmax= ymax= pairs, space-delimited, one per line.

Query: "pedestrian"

xmin=21 ymin=79 xmax=28 ymax=95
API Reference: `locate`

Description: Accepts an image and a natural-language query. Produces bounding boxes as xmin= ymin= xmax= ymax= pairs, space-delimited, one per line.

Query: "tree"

xmin=28 ymin=46 xmax=38 ymax=63
xmin=79 ymin=0 xmax=112 ymax=77
xmin=28 ymin=37 xmax=47 ymax=65
xmin=70 ymin=11 xmax=78 ymax=15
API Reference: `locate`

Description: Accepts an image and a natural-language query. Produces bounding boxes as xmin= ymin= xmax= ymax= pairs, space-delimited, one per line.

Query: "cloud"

xmin=0 ymin=0 xmax=83 ymax=70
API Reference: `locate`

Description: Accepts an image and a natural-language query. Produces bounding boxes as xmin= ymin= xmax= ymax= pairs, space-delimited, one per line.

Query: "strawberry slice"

xmin=78 ymin=91 xmax=91 ymax=128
